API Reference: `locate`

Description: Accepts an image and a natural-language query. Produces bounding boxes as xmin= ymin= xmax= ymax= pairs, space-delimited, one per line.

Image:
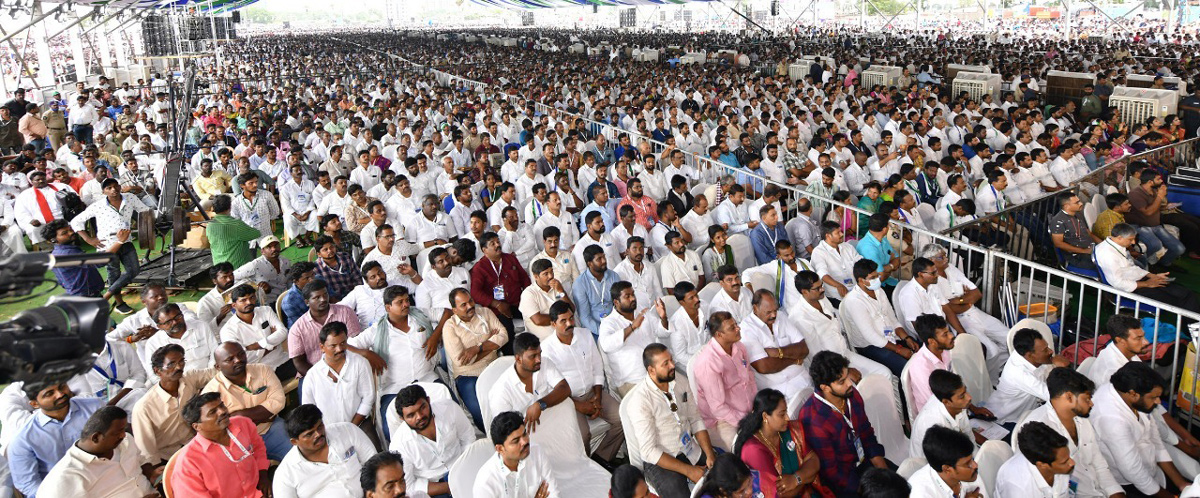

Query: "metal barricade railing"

xmin=944 ymin=137 xmax=1200 ymax=267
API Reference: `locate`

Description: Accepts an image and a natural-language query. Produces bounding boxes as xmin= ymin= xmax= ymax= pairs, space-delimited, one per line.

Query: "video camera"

xmin=0 ymin=252 xmax=114 ymax=391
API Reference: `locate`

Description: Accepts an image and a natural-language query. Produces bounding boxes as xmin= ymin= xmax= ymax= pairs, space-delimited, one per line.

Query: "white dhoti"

xmin=283 ymin=210 xmax=320 ymax=239
xmin=0 ymin=226 xmax=26 ymax=256
xmin=958 ymin=307 xmax=1010 ymax=381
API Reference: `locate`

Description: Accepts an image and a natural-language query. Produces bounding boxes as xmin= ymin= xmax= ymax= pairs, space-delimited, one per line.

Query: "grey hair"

xmin=720 ymin=174 xmax=737 ymax=186
xmin=917 ymin=243 xmax=948 ymax=260
xmin=1111 ymin=223 xmax=1138 ymax=239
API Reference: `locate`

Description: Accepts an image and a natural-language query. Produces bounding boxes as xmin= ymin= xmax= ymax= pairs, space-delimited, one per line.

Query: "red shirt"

xmin=171 ymin=416 xmax=269 ymax=498
xmin=469 ymin=252 xmax=531 ymax=310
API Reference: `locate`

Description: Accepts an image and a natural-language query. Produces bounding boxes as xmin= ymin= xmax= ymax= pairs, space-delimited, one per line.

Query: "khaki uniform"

xmin=42 ymin=109 xmax=66 ymax=149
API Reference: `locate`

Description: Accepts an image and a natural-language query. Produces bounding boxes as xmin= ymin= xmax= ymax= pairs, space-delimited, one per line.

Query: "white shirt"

xmin=995 ymin=452 xmax=1072 ymax=498
xmin=389 ymin=398 xmax=476 ymax=495
xmin=338 ymin=284 xmax=386 ymax=330
xmin=1016 ymin=403 xmax=1124 ymax=498
xmin=274 ymin=422 xmax=378 ymax=498
xmin=219 ymin=308 xmax=290 ymax=368
xmin=788 ymin=298 xmax=853 ymax=359
xmin=907 ymin=464 xmax=987 ymax=498
xmin=894 ymin=280 xmax=946 ymax=326
xmin=598 ymin=310 xmax=664 ymax=387
xmin=743 ymin=259 xmax=812 ymax=312
xmin=809 ymin=241 xmax=862 ymax=300
xmin=840 ymin=286 xmax=905 ymax=349
xmin=234 ymin=257 xmax=294 ymax=303
xmin=532 ymin=209 xmax=579 ymax=250
xmin=141 ymin=319 xmax=218 ymax=376
xmin=668 ymin=307 xmax=707 ymax=374
xmin=301 ymin=352 xmax=375 ymax=424
xmin=350 ymin=316 xmax=438 ymax=393
xmin=679 ymin=209 xmax=714 ymax=250
xmin=986 ymin=354 xmax=1051 ymax=424
xmin=712 ymin=199 xmax=752 ymax=234
xmin=406 ymin=212 xmax=454 ymax=245
xmin=707 ymin=287 xmax=754 ymax=325
xmin=488 ymin=363 xmax=566 ymax=419
xmin=1087 ymin=343 xmax=1134 ymax=388
xmin=658 ymin=249 xmax=703 ymax=289
xmin=909 ymin=398 xmax=975 ymax=459
xmin=415 ymin=267 xmax=471 ymax=320
xmin=1092 ymin=382 xmax=1170 ymax=495
xmin=541 ymin=329 xmax=606 ymax=398
xmin=614 ymin=258 xmax=664 ymax=312
xmin=572 ymin=232 xmax=621 ymax=274
xmin=473 ymin=444 xmax=559 ymax=498
xmin=1094 ymin=239 xmax=1147 ymax=293
xmin=738 ymin=313 xmax=812 ymax=394
xmin=39 ymin=438 xmax=154 ymax=498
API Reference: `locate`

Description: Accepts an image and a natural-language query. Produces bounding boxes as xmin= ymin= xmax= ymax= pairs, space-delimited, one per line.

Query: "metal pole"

xmin=0 ymin=25 xmax=38 ymax=91
xmin=81 ymin=3 xmax=137 ymax=36
xmin=0 ymin=3 xmax=65 ymax=45
xmin=48 ymin=12 xmax=94 ymax=40
xmin=105 ymin=12 xmax=146 ymax=38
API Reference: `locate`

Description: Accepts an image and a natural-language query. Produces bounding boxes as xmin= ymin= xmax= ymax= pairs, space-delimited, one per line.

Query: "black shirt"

xmin=1049 ymin=210 xmax=1092 ymax=250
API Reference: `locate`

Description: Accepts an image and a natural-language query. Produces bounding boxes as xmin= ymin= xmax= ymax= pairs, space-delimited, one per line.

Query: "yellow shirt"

xmin=1091 ymin=209 xmax=1123 ymax=240
xmin=201 ymin=364 xmax=285 ymax=434
xmin=442 ymin=306 xmax=509 ymax=378
xmin=131 ymin=368 xmax=218 ymax=463
xmin=194 ymin=170 xmax=232 ymax=200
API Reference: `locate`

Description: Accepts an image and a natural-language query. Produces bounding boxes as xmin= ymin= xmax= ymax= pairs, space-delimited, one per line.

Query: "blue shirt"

xmin=855 ymin=232 xmax=898 ymax=286
xmin=749 ymin=223 xmax=791 ymax=265
xmin=718 ymin=152 xmax=740 ymax=168
xmin=578 ymin=201 xmax=616 ymax=234
xmin=281 ymin=284 xmax=308 ymax=328
xmin=50 ymin=244 xmax=104 ymax=297
xmin=9 ymin=397 xmax=105 ymax=498
xmin=570 ymin=269 xmax=620 ymax=336
xmin=586 ymin=181 xmax=621 ymax=204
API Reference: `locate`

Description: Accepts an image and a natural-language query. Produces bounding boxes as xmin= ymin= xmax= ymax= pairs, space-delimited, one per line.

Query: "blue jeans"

xmin=380 ymin=393 xmax=397 ymax=441
xmin=72 ymin=124 xmax=93 ymax=144
xmin=455 ymin=376 xmax=484 ymax=431
xmin=262 ymin=416 xmax=294 ymax=461
xmin=106 ymin=242 xmax=140 ymax=295
xmin=1137 ymin=225 xmax=1185 ymax=267
xmin=856 ymin=345 xmax=908 ymax=377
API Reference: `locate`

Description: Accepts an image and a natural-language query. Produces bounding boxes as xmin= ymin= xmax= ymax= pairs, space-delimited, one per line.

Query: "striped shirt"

xmin=206 ymin=215 xmax=261 ymax=268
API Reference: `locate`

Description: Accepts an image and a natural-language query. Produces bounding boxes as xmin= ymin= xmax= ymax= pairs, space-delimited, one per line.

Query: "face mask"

xmin=866 ymin=278 xmax=882 ymax=291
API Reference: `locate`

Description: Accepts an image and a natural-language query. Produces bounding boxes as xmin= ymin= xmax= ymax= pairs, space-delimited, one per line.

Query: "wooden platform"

xmin=131 ymin=248 xmax=213 ymax=289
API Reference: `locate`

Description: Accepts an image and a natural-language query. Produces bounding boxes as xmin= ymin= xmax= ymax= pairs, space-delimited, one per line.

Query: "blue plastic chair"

xmin=1092 ymin=250 xmax=1158 ymax=315
xmin=1055 ymin=247 xmax=1099 ymax=279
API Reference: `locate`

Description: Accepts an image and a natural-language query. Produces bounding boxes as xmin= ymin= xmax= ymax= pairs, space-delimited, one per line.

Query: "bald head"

xmin=214 ymin=341 xmax=248 ymax=380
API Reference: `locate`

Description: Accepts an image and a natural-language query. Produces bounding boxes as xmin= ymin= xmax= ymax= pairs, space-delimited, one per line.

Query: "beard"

xmin=655 ymin=368 xmax=676 ymax=384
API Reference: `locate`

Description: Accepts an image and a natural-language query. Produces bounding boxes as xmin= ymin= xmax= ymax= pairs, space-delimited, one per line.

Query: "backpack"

xmin=55 ymin=188 xmax=86 ymax=222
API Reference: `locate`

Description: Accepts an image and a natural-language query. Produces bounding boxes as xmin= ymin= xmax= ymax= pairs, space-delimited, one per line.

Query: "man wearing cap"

xmin=67 ymin=95 xmax=97 ymax=144
xmin=236 ymin=235 xmax=294 ymax=305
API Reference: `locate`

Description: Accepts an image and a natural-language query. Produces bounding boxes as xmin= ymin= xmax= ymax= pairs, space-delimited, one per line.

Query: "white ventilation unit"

xmin=1125 ymin=74 xmax=1189 ymax=97
xmin=861 ymin=65 xmax=903 ymax=88
xmin=685 ymin=51 xmax=707 ymax=63
xmin=639 ymin=49 xmax=660 ymax=62
xmin=952 ymin=72 xmax=1002 ymax=101
xmin=1109 ymin=86 xmax=1178 ymax=126
xmin=788 ymin=63 xmax=807 ymax=81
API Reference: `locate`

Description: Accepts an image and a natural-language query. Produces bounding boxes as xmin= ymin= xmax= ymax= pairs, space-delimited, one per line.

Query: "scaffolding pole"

xmin=0 ymin=2 xmax=66 ymax=45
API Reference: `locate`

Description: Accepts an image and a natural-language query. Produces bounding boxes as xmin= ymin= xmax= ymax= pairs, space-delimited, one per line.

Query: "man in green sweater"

xmin=205 ymin=194 xmax=260 ymax=268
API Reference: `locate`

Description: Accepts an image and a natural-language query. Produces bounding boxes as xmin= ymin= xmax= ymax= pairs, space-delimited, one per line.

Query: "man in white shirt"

xmin=712 ymin=184 xmax=756 ymax=235
xmin=338 ymin=262 xmax=389 ymax=330
xmin=273 ymin=404 xmax=377 ymax=498
xmin=532 ymin=192 xmax=579 ymax=251
xmin=144 ymin=303 xmax=219 ymax=375
xmin=540 ymin=300 xmax=623 ymax=464
xmin=361 ymin=224 xmax=421 ymax=290
xmin=679 ymin=195 xmax=714 ymax=251
xmin=219 ymin=284 xmax=292 ymax=378
xmin=572 ymin=210 xmax=621 ymax=274
xmin=840 ymin=259 xmax=918 ymax=377
xmin=234 ymin=236 xmax=294 ymax=305
xmin=907 ymin=426 xmax=986 ymax=498
xmin=1013 ymin=368 xmax=1124 ymax=498
xmin=613 ymin=237 xmax=664 ymax=312
xmin=279 ymin=164 xmax=319 ymax=246
xmin=987 ymin=328 xmax=1069 ymax=425
xmin=389 ymin=384 xmax=475 ymax=497
xmin=1092 ymin=362 xmax=1193 ymax=497
xmin=1095 ymin=224 xmax=1200 ymax=313
xmin=518 ymin=259 xmax=571 ymax=340
xmin=14 ymin=170 xmax=65 ymax=245
xmin=414 ymin=247 xmax=471 ymax=327
xmin=39 ymin=406 xmax=155 ymax=497
xmin=598 ymin=282 xmax=667 ymax=397
xmin=487 ymin=332 xmax=574 ymax=439
xmin=809 ymin=221 xmax=863 ymax=302
xmin=789 ymin=271 xmax=890 ymax=381
xmin=301 ymin=321 xmax=375 ymax=434
xmin=995 ymin=421 xmax=1075 ymax=498
xmin=909 ymin=370 xmax=980 ymax=459
xmin=740 ymin=290 xmax=813 ymax=418
xmin=474 ymin=411 xmax=559 ymax=498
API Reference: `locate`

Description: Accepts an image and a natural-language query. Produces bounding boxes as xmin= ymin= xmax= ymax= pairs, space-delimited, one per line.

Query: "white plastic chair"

xmin=900 ymin=359 xmax=918 ymax=423
xmin=384 ymin=382 xmax=453 ymax=443
xmin=915 ymin=203 xmax=936 ymax=230
xmin=477 ymin=356 xmax=516 ymax=435
xmin=1084 ymin=202 xmax=1099 ymax=228
xmin=726 ymin=233 xmax=755 ymax=271
xmin=746 ymin=272 xmax=776 ymax=295
xmin=858 ymin=374 xmax=910 ymax=462
xmin=1006 ymin=318 xmax=1055 ymax=353
xmin=1009 ymin=406 xmax=1037 ymax=452
xmin=1076 ymin=356 xmax=1096 ymax=378
xmin=690 ymin=182 xmax=711 ymax=201
xmin=660 ymin=295 xmax=680 ymax=322
xmin=415 ymin=245 xmax=438 ymax=276
xmin=697 ymin=281 xmax=723 ymax=313
xmin=896 ymin=456 xmax=927 ymax=479
xmin=618 ymin=392 xmax=647 ymax=467
xmin=1090 ymin=192 xmax=1105 ymax=214
xmin=950 ymin=333 xmax=994 ymax=405
xmin=448 ymin=439 xmax=498 ymax=497
xmin=974 ymin=440 xmax=1013 ymax=497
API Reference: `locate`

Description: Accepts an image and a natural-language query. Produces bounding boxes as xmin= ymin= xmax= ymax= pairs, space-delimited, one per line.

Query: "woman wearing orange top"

xmin=735 ymin=389 xmax=834 ymax=498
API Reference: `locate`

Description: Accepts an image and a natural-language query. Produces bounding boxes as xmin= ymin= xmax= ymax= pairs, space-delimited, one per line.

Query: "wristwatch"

xmin=538 ymin=400 xmax=549 ymax=411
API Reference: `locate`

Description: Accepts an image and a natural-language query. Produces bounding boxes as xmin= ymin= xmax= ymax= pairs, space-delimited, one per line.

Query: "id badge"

xmin=248 ymin=212 xmax=261 ymax=227
xmin=853 ymin=435 xmax=865 ymax=462
xmin=492 ymin=285 xmax=506 ymax=301
xmin=883 ymin=328 xmax=895 ymax=342
xmin=296 ymin=193 xmax=310 ymax=206
xmin=681 ymin=431 xmax=702 ymax=464
xmin=1068 ymin=478 xmax=1078 ymax=498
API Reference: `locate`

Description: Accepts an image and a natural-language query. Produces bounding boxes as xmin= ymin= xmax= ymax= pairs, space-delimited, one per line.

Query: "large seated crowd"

xmin=1 ymin=21 xmax=1200 ymax=498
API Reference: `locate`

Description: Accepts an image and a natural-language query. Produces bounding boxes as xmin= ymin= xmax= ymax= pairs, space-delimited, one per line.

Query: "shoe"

xmin=114 ymin=303 xmax=135 ymax=315
xmin=589 ymin=454 xmax=617 ymax=472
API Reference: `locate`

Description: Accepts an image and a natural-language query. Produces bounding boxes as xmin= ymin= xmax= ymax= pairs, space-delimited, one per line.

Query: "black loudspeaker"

xmin=593 ymin=4 xmax=598 ymax=13
xmin=231 ymin=11 xmax=240 ymax=23
xmin=521 ymin=11 xmax=534 ymax=25
xmin=771 ymin=0 xmax=778 ymax=15
xmin=619 ymin=8 xmax=636 ymax=27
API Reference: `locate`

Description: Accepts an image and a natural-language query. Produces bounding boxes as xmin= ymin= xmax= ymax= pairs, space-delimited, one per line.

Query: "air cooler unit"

xmin=952 ymin=72 xmax=1002 ymax=102
xmin=945 ymin=63 xmax=990 ymax=82
xmin=788 ymin=63 xmax=807 ymax=81
xmin=1109 ymin=87 xmax=1178 ymax=126
xmin=861 ymin=65 xmax=903 ymax=89
xmin=1125 ymin=74 xmax=1189 ymax=97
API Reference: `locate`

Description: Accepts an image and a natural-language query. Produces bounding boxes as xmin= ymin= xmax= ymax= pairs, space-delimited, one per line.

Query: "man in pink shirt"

xmin=692 ymin=310 xmax=758 ymax=451
xmin=287 ymin=281 xmax=363 ymax=376
xmin=906 ymin=314 xmax=996 ymax=422
xmin=172 ymin=392 xmax=270 ymax=497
